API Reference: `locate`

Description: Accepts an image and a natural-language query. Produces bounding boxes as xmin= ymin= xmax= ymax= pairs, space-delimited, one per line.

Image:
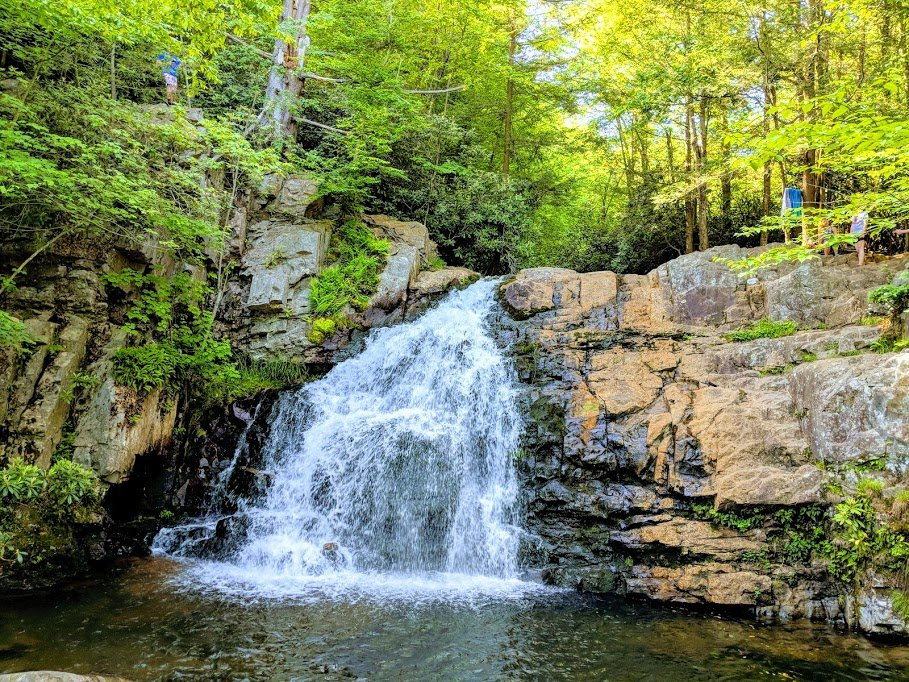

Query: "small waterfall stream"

xmin=154 ymin=279 xmax=539 ymax=600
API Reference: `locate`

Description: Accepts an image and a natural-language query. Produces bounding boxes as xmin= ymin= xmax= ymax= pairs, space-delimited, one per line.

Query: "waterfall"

xmin=154 ymin=279 xmax=537 ymax=600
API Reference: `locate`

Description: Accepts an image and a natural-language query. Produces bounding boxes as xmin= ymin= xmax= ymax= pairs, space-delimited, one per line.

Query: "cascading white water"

xmin=155 ymin=279 xmax=541 ymax=600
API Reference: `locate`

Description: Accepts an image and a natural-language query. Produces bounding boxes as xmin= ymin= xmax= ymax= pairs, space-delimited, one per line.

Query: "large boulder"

xmin=242 ymin=219 xmax=332 ymax=313
xmin=790 ymin=353 xmax=909 ymax=464
xmin=500 ymin=268 xmax=618 ymax=323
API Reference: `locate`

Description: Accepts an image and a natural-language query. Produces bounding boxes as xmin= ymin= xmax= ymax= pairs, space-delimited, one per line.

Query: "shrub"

xmin=724 ymin=318 xmax=798 ymax=342
xmin=61 ymin=371 xmax=101 ymax=403
xmin=870 ymin=336 xmax=909 ymax=354
xmin=104 ymin=270 xmax=249 ymax=400
xmin=692 ymin=503 xmax=763 ymax=533
xmin=426 ymin=254 xmax=447 ymax=271
xmin=0 ymin=459 xmax=45 ymax=501
xmin=0 ymin=458 xmax=100 ymax=571
xmin=204 ymin=356 xmax=311 ymax=402
xmin=308 ymin=316 xmax=339 ymax=344
xmin=45 ymin=460 xmax=98 ymax=506
xmin=869 ymin=274 xmax=909 ymax=318
xmin=856 ymin=477 xmax=885 ymax=497
xmin=827 ymin=491 xmax=909 ymax=585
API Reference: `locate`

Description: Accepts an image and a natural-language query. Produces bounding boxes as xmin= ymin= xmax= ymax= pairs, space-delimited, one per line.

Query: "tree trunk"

xmin=696 ymin=94 xmax=709 ymax=251
xmin=616 ymin=117 xmax=636 ymax=195
xmin=264 ymin=0 xmax=313 ymax=140
xmin=502 ymin=17 xmax=517 ymax=178
xmin=684 ymin=102 xmax=696 ymax=254
xmin=760 ymin=52 xmax=771 ymax=246
xmin=110 ymin=44 xmax=116 ymax=100
xmin=720 ymin=110 xmax=731 ymax=237
xmin=799 ymin=0 xmax=827 ymax=246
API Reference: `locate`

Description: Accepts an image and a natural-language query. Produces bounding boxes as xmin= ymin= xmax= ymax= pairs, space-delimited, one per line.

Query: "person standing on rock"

xmin=156 ymin=52 xmax=181 ymax=105
xmin=851 ymin=211 xmax=869 ymax=265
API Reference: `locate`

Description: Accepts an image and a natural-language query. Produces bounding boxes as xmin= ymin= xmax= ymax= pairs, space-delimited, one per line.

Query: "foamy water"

xmin=154 ymin=279 xmax=548 ymax=602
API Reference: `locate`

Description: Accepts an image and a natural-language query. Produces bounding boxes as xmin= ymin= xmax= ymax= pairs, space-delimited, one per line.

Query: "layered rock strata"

xmin=500 ymin=245 xmax=909 ymax=634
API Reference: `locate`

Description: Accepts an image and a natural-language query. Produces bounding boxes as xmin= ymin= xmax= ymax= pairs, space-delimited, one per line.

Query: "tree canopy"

xmin=2 ymin=0 xmax=909 ymax=276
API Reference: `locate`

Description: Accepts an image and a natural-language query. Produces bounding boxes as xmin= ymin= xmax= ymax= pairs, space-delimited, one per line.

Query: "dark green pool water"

xmin=2 ymin=558 xmax=909 ymax=681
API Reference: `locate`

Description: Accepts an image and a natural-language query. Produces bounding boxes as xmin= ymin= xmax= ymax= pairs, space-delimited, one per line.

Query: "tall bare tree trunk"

xmin=719 ymin=109 xmax=731 ymax=237
xmin=502 ymin=16 xmax=517 ymax=178
xmin=799 ymin=0 xmax=827 ymax=246
xmin=684 ymin=102 xmax=696 ymax=254
xmin=264 ymin=0 xmax=312 ymax=140
xmin=616 ymin=117 xmax=636 ymax=194
xmin=696 ymin=94 xmax=709 ymax=251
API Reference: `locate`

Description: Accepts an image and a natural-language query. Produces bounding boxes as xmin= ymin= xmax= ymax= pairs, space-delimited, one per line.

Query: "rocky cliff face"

xmin=0 ymin=168 xmax=475 ymax=587
xmin=218 ymin=177 xmax=476 ymax=365
xmin=499 ymin=245 xmax=909 ymax=635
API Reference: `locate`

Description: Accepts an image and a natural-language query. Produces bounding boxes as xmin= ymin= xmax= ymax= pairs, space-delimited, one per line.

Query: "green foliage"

xmin=827 ymin=491 xmax=909 ymax=585
xmin=61 ymin=371 xmax=100 ymax=404
xmin=772 ymin=506 xmax=830 ymax=566
xmin=307 ymin=220 xmax=388 ymax=339
xmin=893 ymin=590 xmax=909 ymax=621
xmin=869 ymin=277 xmax=909 ymax=317
xmin=112 ymin=343 xmax=181 ymax=392
xmin=846 ymin=458 xmax=888 ymax=474
xmin=759 ymin=364 xmax=793 ymax=376
xmin=691 ymin=503 xmax=762 ymax=533
xmin=0 ymin=2 xmax=279 ymax=291
xmin=870 ymin=336 xmax=909 ymax=354
xmin=741 ymin=549 xmax=772 ymax=569
xmin=307 ymin=316 xmax=340 ymax=345
xmin=0 ymin=457 xmax=97 ymax=507
xmin=0 ymin=311 xmax=33 ymax=351
xmin=724 ymin=318 xmax=798 ymax=343
xmin=264 ymin=247 xmax=287 ymax=269
xmin=426 ymin=254 xmax=447 ymax=271
xmin=0 ymin=459 xmax=46 ymax=501
xmin=45 ymin=459 xmax=98 ymax=506
xmin=0 ymin=457 xmax=100 ymax=571
xmin=204 ymin=355 xmax=311 ymax=402
xmin=856 ymin=477 xmax=885 ymax=497
xmin=104 ymin=269 xmax=240 ymax=398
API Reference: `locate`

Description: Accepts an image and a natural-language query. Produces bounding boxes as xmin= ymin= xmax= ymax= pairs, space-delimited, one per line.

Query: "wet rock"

xmin=369 ymin=244 xmax=419 ymax=313
xmin=610 ymin=518 xmax=764 ymax=560
xmin=405 ymin=267 xmax=478 ymax=318
xmin=626 ymin=564 xmax=772 ymax=606
xmin=0 ymin=673 xmax=131 ymax=682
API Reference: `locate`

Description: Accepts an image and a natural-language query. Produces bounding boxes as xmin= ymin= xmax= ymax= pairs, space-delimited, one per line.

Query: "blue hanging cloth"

xmin=781 ymin=187 xmax=803 ymax=217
